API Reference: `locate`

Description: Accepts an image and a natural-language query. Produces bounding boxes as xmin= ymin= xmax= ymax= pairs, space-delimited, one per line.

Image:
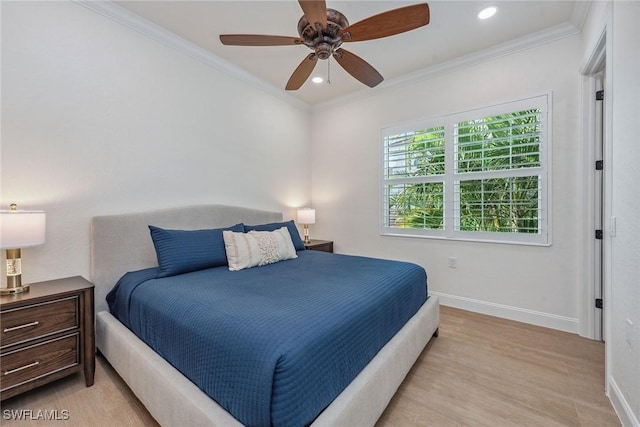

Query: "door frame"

xmin=579 ymin=28 xmax=608 ymax=341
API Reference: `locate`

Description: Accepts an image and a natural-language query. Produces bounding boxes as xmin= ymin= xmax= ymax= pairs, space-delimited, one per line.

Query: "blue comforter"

xmin=107 ymin=250 xmax=427 ymax=427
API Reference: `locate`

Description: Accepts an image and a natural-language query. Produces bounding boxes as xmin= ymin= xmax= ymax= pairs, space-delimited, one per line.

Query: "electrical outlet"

xmin=448 ymin=257 xmax=457 ymax=269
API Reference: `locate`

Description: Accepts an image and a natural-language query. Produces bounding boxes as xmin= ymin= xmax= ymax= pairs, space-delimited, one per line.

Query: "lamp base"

xmin=4 ymin=249 xmax=30 ymax=294
xmin=303 ymin=224 xmax=311 ymax=244
xmin=1 ymin=284 xmax=30 ymax=295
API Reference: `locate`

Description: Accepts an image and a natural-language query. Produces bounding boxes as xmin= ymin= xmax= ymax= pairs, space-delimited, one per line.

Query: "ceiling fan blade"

xmin=298 ymin=0 xmax=327 ymax=30
xmin=220 ymin=34 xmax=303 ymax=46
xmin=333 ymin=48 xmax=383 ymax=88
xmin=286 ymin=54 xmax=318 ymax=90
xmin=339 ymin=3 xmax=430 ymax=42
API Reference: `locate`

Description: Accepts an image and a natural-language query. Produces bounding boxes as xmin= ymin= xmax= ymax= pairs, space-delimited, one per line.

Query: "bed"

xmin=91 ymin=205 xmax=439 ymax=426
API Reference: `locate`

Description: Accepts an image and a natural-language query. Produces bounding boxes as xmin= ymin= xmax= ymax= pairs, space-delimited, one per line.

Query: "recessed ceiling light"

xmin=312 ymin=76 xmax=324 ymax=84
xmin=478 ymin=6 xmax=497 ymax=20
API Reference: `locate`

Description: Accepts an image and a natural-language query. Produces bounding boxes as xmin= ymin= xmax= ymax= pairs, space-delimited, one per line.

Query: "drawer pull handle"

xmin=4 ymin=361 xmax=40 ymax=375
xmin=3 ymin=321 xmax=39 ymax=333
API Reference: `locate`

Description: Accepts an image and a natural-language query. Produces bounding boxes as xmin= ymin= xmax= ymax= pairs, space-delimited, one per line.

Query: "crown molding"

xmin=571 ymin=0 xmax=593 ymax=32
xmin=313 ymin=21 xmax=580 ymax=112
xmin=73 ymin=0 xmax=310 ymax=111
xmin=74 ymin=0 xmax=580 ymax=113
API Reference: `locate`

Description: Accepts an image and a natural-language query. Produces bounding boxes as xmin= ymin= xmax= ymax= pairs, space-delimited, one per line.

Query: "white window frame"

xmin=380 ymin=94 xmax=552 ymax=246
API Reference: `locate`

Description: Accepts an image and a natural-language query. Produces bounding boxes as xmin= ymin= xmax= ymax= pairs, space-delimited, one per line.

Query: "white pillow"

xmin=223 ymin=227 xmax=298 ymax=271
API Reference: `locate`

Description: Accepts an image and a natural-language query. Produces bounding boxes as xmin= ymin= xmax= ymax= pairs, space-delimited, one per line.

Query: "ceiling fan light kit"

xmin=220 ymin=1 xmax=430 ymax=91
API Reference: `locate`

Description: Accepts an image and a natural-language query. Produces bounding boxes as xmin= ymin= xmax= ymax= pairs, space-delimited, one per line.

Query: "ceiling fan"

xmin=219 ymin=1 xmax=430 ymax=90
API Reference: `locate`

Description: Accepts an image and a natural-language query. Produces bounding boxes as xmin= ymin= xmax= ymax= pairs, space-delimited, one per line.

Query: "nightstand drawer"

xmin=1 ymin=333 xmax=79 ymax=392
xmin=1 ymin=297 xmax=78 ymax=348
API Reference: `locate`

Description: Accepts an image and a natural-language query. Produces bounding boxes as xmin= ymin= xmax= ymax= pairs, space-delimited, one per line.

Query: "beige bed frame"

xmin=91 ymin=205 xmax=439 ymax=426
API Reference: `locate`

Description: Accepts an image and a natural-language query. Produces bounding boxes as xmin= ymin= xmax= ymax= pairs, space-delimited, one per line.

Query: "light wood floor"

xmin=1 ymin=307 xmax=620 ymax=426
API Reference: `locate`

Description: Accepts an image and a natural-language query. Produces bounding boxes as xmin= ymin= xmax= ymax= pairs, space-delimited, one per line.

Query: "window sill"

xmin=380 ymin=230 xmax=551 ymax=247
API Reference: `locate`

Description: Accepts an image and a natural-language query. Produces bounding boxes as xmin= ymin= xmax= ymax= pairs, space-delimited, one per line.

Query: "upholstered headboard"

xmin=91 ymin=205 xmax=283 ymax=313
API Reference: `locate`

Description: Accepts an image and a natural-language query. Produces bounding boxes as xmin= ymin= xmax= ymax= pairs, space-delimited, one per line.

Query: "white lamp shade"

xmin=297 ymin=208 xmax=316 ymax=225
xmin=0 ymin=210 xmax=46 ymax=249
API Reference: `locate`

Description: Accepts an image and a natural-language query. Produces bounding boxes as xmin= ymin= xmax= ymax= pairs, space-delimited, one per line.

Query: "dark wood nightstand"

xmin=304 ymin=239 xmax=334 ymax=253
xmin=0 ymin=276 xmax=95 ymax=401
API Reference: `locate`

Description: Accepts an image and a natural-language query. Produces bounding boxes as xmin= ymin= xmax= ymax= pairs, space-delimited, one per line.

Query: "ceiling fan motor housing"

xmin=297 ymin=9 xmax=349 ymax=60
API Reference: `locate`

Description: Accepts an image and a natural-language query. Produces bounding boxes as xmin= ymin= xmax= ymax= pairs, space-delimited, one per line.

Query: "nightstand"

xmin=0 ymin=276 xmax=95 ymax=400
xmin=304 ymin=239 xmax=334 ymax=253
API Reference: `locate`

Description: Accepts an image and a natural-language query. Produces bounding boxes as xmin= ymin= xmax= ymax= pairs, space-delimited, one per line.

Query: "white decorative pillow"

xmin=223 ymin=227 xmax=298 ymax=271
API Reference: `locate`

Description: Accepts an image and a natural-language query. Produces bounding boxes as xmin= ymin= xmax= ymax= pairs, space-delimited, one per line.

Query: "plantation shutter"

xmin=453 ymin=107 xmax=544 ymax=236
xmin=455 ymin=109 xmax=542 ymax=174
xmin=382 ymin=124 xmax=446 ymax=231
xmin=381 ymin=94 xmax=549 ymax=245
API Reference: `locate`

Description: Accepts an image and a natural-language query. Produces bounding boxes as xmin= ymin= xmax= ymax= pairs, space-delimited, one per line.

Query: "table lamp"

xmin=0 ymin=204 xmax=46 ymax=294
xmin=297 ymin=208 xmax=316 ymax=244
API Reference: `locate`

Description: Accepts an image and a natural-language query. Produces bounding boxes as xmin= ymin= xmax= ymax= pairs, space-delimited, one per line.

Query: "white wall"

xmin=580 ymin=2 xmax=640 ymax=424
xmin=310 ymin=35 xmax=583 ymax=332
xmin=1 ymin=1 xmax=311 ymax=286
xmin=608 ymin=2 xmax=640 ymax=424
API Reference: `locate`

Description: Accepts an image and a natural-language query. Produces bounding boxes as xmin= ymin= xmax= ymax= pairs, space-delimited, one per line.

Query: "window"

xmin=381 ymin=95 xmax=550 ymax=245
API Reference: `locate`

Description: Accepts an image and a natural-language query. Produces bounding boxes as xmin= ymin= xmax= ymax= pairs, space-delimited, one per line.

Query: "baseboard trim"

xmin=431 ymin=291 xmax=578 ymax=334
xmin=608 ymin=376 xmax=640 ymax=427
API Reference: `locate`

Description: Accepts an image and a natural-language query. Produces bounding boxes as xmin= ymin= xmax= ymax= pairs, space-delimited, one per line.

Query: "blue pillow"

xmin=244 ymin=220 xmax=305 ymax=251
xmin=149 ymin=224 xmax=244 ymax=277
